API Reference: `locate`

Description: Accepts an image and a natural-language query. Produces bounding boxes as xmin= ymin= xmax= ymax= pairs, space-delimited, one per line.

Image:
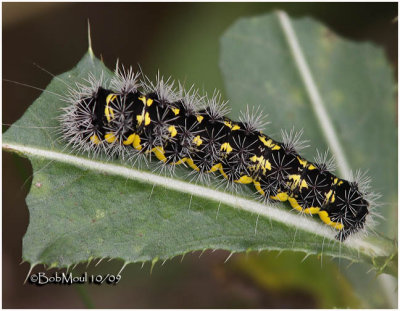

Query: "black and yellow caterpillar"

xmin=61 ymin=69 xmax=370 ymax=241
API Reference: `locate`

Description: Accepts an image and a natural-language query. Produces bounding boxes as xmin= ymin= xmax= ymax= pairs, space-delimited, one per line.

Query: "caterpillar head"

xmin=60 ymin=86 xmax=110 ymax=153
xmin=330 ymin=179 xmax=370 ymax=241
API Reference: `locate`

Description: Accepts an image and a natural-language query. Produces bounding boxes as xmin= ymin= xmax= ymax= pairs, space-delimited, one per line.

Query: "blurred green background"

xmin=3 ymin=2 xmax=397 ymax=308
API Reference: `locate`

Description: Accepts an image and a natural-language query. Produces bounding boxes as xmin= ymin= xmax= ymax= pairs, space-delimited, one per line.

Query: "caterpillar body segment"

xmin=61 ymin=68 xmax=371 ymax=241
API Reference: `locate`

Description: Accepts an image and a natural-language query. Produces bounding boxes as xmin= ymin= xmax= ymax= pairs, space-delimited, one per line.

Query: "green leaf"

xmin=220 ymin=10 xmax=397 ymax=307
xmin=2 ymin=14 xmax=395 ymax=274
xmin=220 ymin=11 xmax=397 ymax=238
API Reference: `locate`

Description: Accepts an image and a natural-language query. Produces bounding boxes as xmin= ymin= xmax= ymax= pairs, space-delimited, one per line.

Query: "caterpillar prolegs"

xmin=61 ymin=67 xmax=371 ymax=241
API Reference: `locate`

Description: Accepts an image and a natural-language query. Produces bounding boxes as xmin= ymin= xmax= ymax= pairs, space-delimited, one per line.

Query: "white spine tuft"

xmin=205 ymin=90 xmax=231 ymax=119
xmin=111 ymin=64 xmax=141 ymax=94
xmin=239 ymin=105 xmax=270 ymax=132
xmin=281 ymin=127 xmax=309 ymax=152
xmin=314 ymin=148 xmax=336 ymax=172
xmin=347 ymin=169 xmax=372 ymax=194
xmin=141 ymin=71 xmax=178 ymax=104
xmin=177 ymin=83 xmax=204 ymax=113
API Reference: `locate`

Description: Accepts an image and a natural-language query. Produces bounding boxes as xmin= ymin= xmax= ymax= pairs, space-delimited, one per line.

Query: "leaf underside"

xmin=3 ymin=12 xmax=397 ymax=273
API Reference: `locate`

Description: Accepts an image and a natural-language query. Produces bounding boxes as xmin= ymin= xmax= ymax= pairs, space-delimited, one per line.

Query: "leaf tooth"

xmin=118 ymin=261 xmax=129 ymax=275
xmin=150 ymin=257 xmax=159 ymax=274
xmin=199 ymin=248 xmax=207 ymax=258
xmin=95 ymin=257 xmax=106 ymax=267
xmin=180 ymin=252 xmax=186 ymax=262
xmin=301 ymin=253 xmax=311 ymax=263
xmin=224 ymin=252 xmax=235 ymax=263
xmin=86 ymin=256 xmax=94 ymax=268
xmin=49 ymin=262 xmax=58 ymax=269
xmin=24 ymin=262 xmax=39 ymax=284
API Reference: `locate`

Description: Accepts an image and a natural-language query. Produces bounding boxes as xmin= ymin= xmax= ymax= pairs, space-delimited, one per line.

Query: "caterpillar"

xmin=59 ymin=65 xmax=374 ymax=242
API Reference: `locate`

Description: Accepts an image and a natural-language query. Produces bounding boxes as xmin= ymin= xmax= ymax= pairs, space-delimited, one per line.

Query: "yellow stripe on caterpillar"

xmin=123 ymin=134 xmax=135 ymax=145
xmin=209 ymin=163 xmax=222 ymax=173
xmin=270 ymin=192 xmax=288 ymax=202
xmin=259 ymin=136 xmax=280 ymax=150
xmin=146 ymin=98 xmax=153 ymax=106
xmin=219 ymin=166 xmax=229 ymax=179
xmin=138 ymin=96 xmax=147 ymax=105
xmin=168 ymin=125 xmax=177 ymax=137
xmin=288 ymin=174 xmax=308 ymax=190
xmin=123 ymin=134 xmax=142 ymax=150
xmin=303 ymin=207 xmax=320 ymax=215
xmin=137 ymin=112 xmax=151 ymax=126
xmin=123 ymin=133 xmax=142 ymax=150
xmin=325 ymin=189 xmax=335 ymax=203
xmin=318 ymin=211 xmax=344 ymax=230
xmin=105 ymin=106 xmax=115 ymax=122
xmin=207 ymin=163 xmax=228 ymax=178
xmin=234 ymin=175 xmax=253 ymax=184
xmin=253 ymin=180 xmax=265 ymax=196
xmin=172 ymin=108 xmax=180 ymax=115
xmin=152 ymin=146 xmax=167 ymax=162
xmin=250 ymin=155 xmax=271 ymax=174
xmin=144 ymin=112 xmax=151 ymax=125
xmin=171 ymin=157 xmax=200 ymax=171
xmin=137 ymin=113 xmax=144 ymax=125
xmin=185 ymin=158 xmax=200 ymax=171
xmin=105 ymin=94 xmax=117 ymax=122
xmin=132 ymin=134 xmax=142 ymax=150
xmin=174 ymin=158 xmax=187 ymax=165
xmin=106 ymin=94 xmax=117 ymax=104
xmin=193 ymin=135 xmax=203 ymax=146
xmin=288 ymin=196 xmax=321 ymax=214
xmin=223 ymin=120 xmax=232 ymax=128
xmin=224 ymin=120 xmax=240 ymax=130
xmin=288 ymin=197 xmax=303 ymax=212
xmin=308 ymin=164 xmax=316 ymax=170
xmin=297 ymin=157 xmax=308 ymax=167
xmin=138 ymin=96 xmax=153 ymax=107
xmin=90 ymin=135 xmax=100 ymax=145
xmin=105 ymin=132 xmax=117 ymax=143
xmin=220 ymin=142 xmax=233 ymax=154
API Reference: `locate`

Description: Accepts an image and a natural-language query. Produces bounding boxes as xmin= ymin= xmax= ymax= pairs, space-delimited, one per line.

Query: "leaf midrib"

xmin=277 ymin=11 xmax=351 ymax=176
xmin=3 ymin=141 xmax=388 ymax=258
